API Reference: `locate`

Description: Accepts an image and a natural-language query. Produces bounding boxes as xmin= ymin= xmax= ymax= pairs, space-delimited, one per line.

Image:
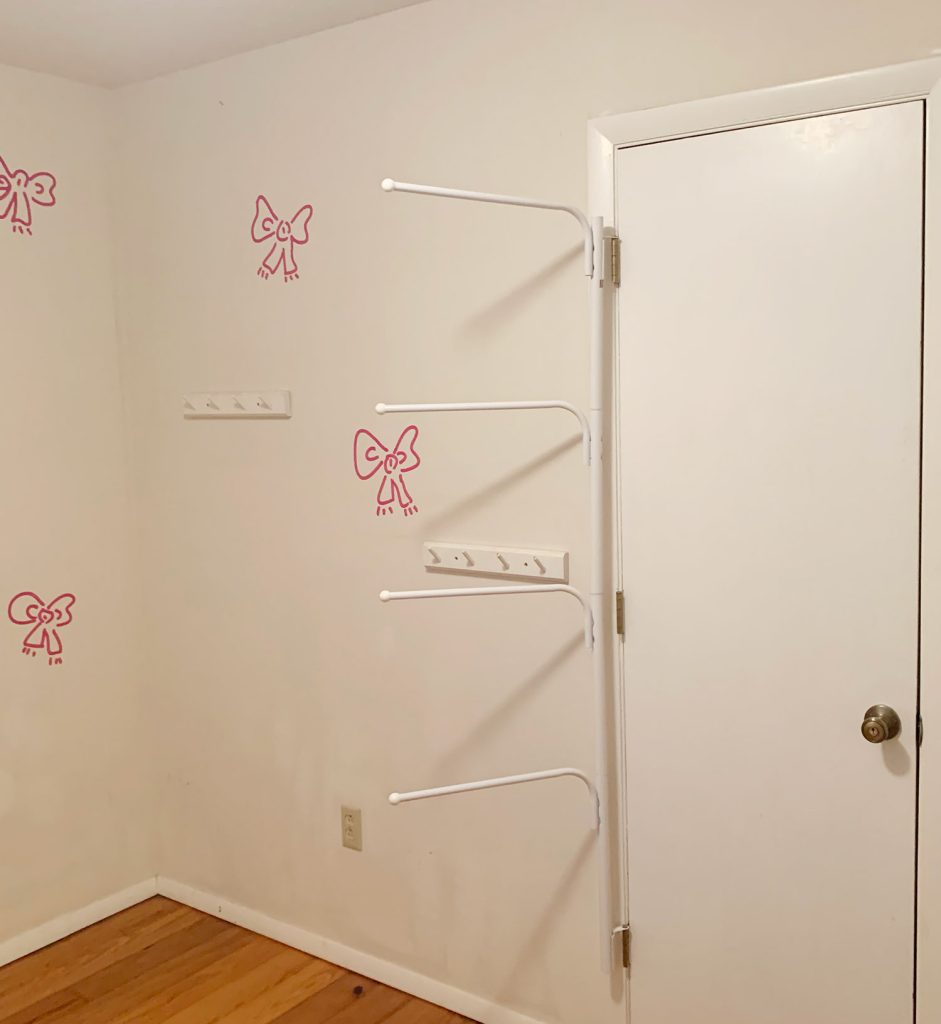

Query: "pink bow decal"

xmin=8 ymin=591 xmax=75 ymax=665
xmin=251 ymin=194 xmax=313 ymax=282
xmin=0 ymin=154 xmax=57 ymax=236
xmin=354 ymin=425 xmax=421 ymax=517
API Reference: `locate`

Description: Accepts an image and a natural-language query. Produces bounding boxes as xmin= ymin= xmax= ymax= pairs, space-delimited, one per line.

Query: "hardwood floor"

xmin=0 ymin=897 xmax=477 ymax=1024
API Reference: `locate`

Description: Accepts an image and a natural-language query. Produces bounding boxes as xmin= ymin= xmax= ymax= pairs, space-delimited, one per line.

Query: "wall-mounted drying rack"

xmin=379 ymin=584 xmax=594 ymax=649
xmin=376 ymin=401 xmax=593 ymax=464
xmin=378 ymin=177 xmax=618 ymax=972
xmin=389 ymin=768 xmax=600 ymax=830
xmin=381 ymin=179 xmax=595 ymax=275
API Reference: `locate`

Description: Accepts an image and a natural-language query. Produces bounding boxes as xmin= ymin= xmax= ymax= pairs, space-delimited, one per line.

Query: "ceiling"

xmin=0 ymin=0 xmax=430 ymax=88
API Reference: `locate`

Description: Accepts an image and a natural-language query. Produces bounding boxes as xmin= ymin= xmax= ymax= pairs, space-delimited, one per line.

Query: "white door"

xmin=617 ymin=102 xmax=923 ymax=1024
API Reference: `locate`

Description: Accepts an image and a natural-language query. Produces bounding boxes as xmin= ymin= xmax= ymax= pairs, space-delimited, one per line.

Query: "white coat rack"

xmin=378 ymin=177 xmax=617 ymax=972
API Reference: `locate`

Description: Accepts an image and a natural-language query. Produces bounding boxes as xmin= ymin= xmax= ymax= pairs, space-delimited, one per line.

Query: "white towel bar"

xmin=375 ymin=401 xmax=593 ymax=465
xmin=380 ymin=178 xmax=593 ymax=276
xmin=389 ymin=768 xmax=600 ymax=830
xmin=379 ymin=584 xmax=594 ymax=649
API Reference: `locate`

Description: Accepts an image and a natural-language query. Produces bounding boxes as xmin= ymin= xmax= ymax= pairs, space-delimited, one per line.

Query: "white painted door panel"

xmin=617 ymin=103 xmax=923 ymax=1024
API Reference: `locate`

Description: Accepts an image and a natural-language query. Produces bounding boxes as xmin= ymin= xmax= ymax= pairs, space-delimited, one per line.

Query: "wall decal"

xmin=7 ymin=592 xmax=75 ymax=665
xmin=0 ymin=154 xmax=57 ymax=236
xmin=251 ymin=194 xmax=313 ymax=282
xmin=354 ymin=425 xmax=421 ymax=517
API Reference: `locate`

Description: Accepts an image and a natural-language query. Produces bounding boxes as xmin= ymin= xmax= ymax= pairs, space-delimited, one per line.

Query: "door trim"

xmin=588 ymin=56 xmax=941 ymax=1022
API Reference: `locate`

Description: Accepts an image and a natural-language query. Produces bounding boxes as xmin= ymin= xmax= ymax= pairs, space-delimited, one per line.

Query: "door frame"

xmin=588 ymin=57 xmax=941 ymax=1020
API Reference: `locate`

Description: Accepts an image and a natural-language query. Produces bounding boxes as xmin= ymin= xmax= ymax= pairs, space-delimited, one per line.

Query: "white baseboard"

xmin=0 ymin=877 xmax=158 ymax=969
xmin=156 ymin=876 xmax=546 ymax=1024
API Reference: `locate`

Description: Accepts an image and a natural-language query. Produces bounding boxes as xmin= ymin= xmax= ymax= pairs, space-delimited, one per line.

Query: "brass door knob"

xmin=861 ymin=705 xmax=901 ymax=744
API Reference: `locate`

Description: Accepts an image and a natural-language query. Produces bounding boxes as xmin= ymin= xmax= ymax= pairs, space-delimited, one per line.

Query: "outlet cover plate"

xmin=341 ymin=806 xmax=363 ymax=852
xmin=424 ymin=541 xmax=568 ymax=583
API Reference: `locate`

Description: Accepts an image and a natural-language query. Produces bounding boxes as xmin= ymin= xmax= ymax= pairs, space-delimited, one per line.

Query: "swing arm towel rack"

xmin=389 ymin=768 xmax=601 ymax=830
xmin=376 ymin=401 xmax=593 ymax=465
xmin=381 ymin=178 xmax=594 ymax=276
xmin=378 ymin=178 xmax=616 ymax=972
xmin=379 ymin=583 xmax=594 ymax=648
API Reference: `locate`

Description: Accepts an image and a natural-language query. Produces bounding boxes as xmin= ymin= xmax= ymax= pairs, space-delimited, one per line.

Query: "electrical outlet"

xmin=341 ymin=806 xmax=363 ymax=851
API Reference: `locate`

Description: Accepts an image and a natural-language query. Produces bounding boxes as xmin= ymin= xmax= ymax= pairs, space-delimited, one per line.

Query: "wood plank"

xmin=268 ymin=972 xmax=383 ymax=1023
xmin=71 ymin=916 xmax=233 ymax=1000
xmin=157 ymin=946 xmax=341 ymax=1024
xmin=0 ymin=898 xmax=479 ymax=1024
xmin=0 ymin=920 xmax=242 ymax=1024
xmin=382 ymin=1001 xmax=468 ymax=1024
xmin=319 ymin=984 xmax=411 ymax=1024
xmin=112 ymin=931 xmax=289 ymax=1024
xmin=0 ymin=987 xmax=87 ymax=1024
xmin=50 ymin=919 xmax=253 ymax=1024
xmin=0 ymin=898 xmax=202 ymax=1020
xmin=195 ymin=957 xmax=345 ymax=1024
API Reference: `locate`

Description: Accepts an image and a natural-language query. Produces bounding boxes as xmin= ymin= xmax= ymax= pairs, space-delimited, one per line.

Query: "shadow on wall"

xmin=433 ymin=634 xmax=583 ymax=779
xmin=428 ymin=633 xmax=594 ymax=1016
xmin=457 ymin=244 xmax=583 ymax=345
xmin=421 ymin=435 xmax=581 ymax=533
xmin=498 ymin=831 xmax=597 ymax=1014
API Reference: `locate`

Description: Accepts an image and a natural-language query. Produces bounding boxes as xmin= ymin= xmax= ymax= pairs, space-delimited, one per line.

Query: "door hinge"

xmin=615 ymin=590 xmax=625 ymax=637
xmin=608 ymin=235 xmax=621 ymax=287
xmin=616 ymin=925 xmax=631 ymax=969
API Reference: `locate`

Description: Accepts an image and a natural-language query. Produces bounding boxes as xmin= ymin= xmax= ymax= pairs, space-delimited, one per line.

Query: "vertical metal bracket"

xmin=616 ymin=590 xmax=625 ymax=637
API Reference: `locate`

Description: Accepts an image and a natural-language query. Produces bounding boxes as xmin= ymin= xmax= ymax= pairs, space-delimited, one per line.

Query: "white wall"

xmin=3 ymin=5 xmax=940 ymax=1021
xmin=107 ymin=3 xmax=941 ymax=1021
xmin=0 ymin=64 xmax=154 ymax=945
